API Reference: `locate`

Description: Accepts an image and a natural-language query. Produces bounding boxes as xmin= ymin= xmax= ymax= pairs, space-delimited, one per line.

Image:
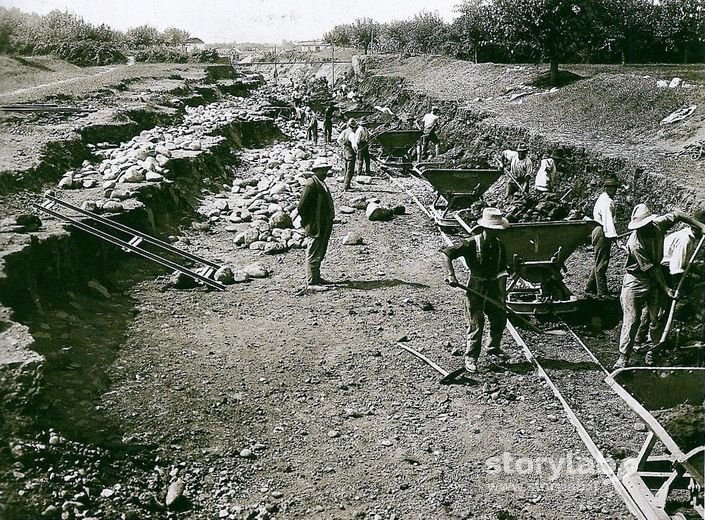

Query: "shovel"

xmin=647 ymin=235 xmax=705 ymax=355
xmin=450 ymin=281 xmax=542 ymax=333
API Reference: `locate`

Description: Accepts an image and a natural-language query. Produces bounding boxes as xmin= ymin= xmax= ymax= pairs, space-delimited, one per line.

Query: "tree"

xmin=453 ymin=0 xmax=495 ymax=62
xmin=406 ymin=11 xmax=448 ymax=54
xmin=323 ymin=24 xmax=351 ymax=47
xmin=493 ymin=0 xmax=598 ymax=85
xmin=162 ymin=27 xmax=190 ymax=48
xmin=125 ymin=24 xmax=161 ymax=49
xmin=349 ymin=18 xmax=379 ymax=54
xmin=595 ymin=0 xmax=652 ymax=64
xmin=655 ymin=0 xmax=705 ymax=63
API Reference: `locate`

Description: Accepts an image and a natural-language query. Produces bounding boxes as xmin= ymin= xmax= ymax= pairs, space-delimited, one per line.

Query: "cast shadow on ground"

xmin=332 ymin=279 xmax=429 ymax=290
xmin=534 ymin=358 xmax=604 ymax=371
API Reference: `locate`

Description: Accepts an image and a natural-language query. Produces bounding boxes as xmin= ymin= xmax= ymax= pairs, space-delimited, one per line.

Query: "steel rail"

xmin=392 ymin=171 xmax=650 ymax=520
xmin=44 ymin=195 xmax=221 ymax=268
xmin=34 ymin=203 xmax=225 ymax=291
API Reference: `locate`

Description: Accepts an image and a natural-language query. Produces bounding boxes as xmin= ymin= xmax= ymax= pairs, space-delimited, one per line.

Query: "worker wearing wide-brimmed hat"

xmin=586 ymin=174 xmax=621 ymax=299
xmin=297 ymin=159 xmax=336 ymax=287
xmin=337 ymin=118 xmax=358 ymax=190
xmin=443 ymin=208 xmax=510 ymax=373
xmin=614 ymin=204 xmax=705 ymax=369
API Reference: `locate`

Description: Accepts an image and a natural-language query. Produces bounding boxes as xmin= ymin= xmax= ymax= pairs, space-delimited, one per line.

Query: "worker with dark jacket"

xmin=323 ymin=103 xmax=336 ymax=143
xmin=443 ymin=208 xmax=510 ymax=373
xmin=297 ymin=160 xmax=335 ymax=287
xmin=614 ymin=204 xmax=705 ymax=369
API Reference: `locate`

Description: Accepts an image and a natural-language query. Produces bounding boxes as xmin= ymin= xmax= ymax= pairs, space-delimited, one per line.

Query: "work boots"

xmin=612 ymin=355 xmax=628 ymax=370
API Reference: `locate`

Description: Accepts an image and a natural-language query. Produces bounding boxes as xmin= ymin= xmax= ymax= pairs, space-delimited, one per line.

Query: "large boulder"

xmin=269 ymin=211 xmax=293 ymax=229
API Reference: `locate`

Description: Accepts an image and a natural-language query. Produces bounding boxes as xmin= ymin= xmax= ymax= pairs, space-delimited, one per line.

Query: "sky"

xmin=0 ymin=0 xmax=460 ymax=43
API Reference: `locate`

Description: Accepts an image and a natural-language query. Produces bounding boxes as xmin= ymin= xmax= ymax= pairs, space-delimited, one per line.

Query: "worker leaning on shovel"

xmin=443 ymin=208 xmax=510 ymax=373
xmin=614 ymin=204 xmax=705 ymax=370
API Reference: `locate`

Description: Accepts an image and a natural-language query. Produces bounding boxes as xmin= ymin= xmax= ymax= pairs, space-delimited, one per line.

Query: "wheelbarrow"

xmin=373 ymin=130 xmax=423 ymax=174
xmin=606 ymin=367 xmax=704 ymax=519
xmin=416 ymin=166 xmax=502 ymax=228
xmin=456 ymin=217 xmax=599 ymax=314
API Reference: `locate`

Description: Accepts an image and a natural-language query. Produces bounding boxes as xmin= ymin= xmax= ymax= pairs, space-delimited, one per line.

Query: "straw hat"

xmin=311 ymin=159 xmax=333 ymax=172
xmin=628 ymin=203 xmax=656 ymax=230
xmin=516 ymin=143 xmax=528 ymax=152
xmin=348 ymin=118 xmax=358 ymax=128
xmin=477 ymin=208 xmax=509 ymax=229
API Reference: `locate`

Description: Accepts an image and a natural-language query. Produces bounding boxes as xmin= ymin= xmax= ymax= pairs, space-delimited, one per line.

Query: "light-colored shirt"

xmin=625 ymin=213 xmax=677 ymax=277
xmin=422 ymin=113 xmax=439 ymax=132
xmin=351 ymin=126 xmax=370 ymax=151
xmin=593 ymin=192 xmax=618 ymax=238
xmin=535 ymin=158 xmax=556 ymax=192
xmin=662 ymin=227 xmax=695 ymax=274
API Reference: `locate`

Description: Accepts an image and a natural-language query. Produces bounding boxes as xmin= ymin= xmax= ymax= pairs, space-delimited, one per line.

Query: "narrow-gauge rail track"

xmin=378 ymin=164 xmax=698 ymax=519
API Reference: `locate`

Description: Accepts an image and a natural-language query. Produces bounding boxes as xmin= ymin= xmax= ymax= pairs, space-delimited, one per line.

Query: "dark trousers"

xmin=586 ymin=226 xmax=612 ymax=296
xmin=357 ymin=144 xmax=370 ymax=175
xmin=464 ymin=278 xmax=507 ymax=359
xmin=307 ymin=125 xmax=318 ymax=144
xmin=343 ymin=156 xmax=356 ymax=190
xmin=421 ymin=130 xmax=439 ymax=158
xmin=324 ymin=122 xmax=332 ymax=143
xmin=306 ymin=227 xmax=332 ymax=284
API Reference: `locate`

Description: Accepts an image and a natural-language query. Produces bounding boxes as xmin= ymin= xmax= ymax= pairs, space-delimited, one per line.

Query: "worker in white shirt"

xmin=585 ymin=174 xmax=620 ymax=299
xmin=337 ymin=118 xmax=358 ymax=191
xmin=419 ymin=106 xmax=440 ymax=159
xmin=353 ymin=119 xmax=372 ymax=176
xmin=500 ymin=144 xmax=533 ymax=197
xmin=534 ymin=150 xmax=558 ymax=192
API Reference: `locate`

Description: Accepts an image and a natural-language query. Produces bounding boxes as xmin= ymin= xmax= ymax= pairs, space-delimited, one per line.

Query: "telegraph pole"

xmin=331 ymin=43 xmax=335 ymax=87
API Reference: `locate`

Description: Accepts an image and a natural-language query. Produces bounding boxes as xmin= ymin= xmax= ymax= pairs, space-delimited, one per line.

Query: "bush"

xmin=189 ymin=49 xmax=221 ymax=63
xmin=33 ymin=39 xmax=126 ymax=66
xmin=134 ymin=46 xmax=188 ymax=63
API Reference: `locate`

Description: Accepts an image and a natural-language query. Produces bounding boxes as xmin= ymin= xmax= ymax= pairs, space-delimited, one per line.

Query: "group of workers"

xmin=293 ymin=82 xmax=704 ymax=374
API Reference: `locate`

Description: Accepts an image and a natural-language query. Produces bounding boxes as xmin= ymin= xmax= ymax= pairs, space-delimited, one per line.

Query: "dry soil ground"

xmin=1 ymin=56 xmax=704 ymax=520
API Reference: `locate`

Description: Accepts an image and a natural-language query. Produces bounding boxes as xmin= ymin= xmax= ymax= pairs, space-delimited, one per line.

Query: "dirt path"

xmin=0 ymin=66 xmax=117 ymax=100
xmin=98 ymin=126 xmax=634 ymax=518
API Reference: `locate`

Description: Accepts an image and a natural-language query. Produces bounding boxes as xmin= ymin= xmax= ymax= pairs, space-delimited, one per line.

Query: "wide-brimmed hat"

xmin=477 ymin=208 xmax=509 ymax=229
xmin=603 ymin=174 xmax=620 ymax=187
xmin=431 ymin=105 xmax=439 ymax=111
xmin=348 ymin=118 xmax=358 ymax=128
xmin=311 ymin=159 xmax=333 ymax=172
xmin=628 ymin=203 xmax=656 ymax=230
xmin=516 ymin=143 xmax=528 ymax=152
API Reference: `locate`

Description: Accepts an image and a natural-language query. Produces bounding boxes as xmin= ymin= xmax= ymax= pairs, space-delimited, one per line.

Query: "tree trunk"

xmin=549 ymin=57 xmax=559 ymax=86
xmin=474 ymin=45 xmax=478 ymax=63
xmin=684 ymin=47 xmax=689 ymax=64
xmin=621 ymin=47 xmax=626 ymax=66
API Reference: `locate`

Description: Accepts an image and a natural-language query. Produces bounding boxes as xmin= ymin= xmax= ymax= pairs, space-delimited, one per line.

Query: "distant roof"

xmin=297 ymin=40 xmax=326 ymax=45
xmin=185 ymin=37 xmax=205 ymax=44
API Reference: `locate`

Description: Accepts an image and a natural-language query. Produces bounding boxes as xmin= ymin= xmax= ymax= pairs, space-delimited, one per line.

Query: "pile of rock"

xmin=56 ymin=98 xmax=272 ymax=213
xmin=502 ymin=192 xmax=571 ymax=223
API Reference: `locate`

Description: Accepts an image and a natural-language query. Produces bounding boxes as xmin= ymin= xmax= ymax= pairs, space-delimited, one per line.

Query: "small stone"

xmin=547 ymin=414 xmax=558 ymax=422
xmin=145 ymin=171 xmax=164 ymax=182
xmin=120 ymin=166 xmax=145 ymax=183
xmin=272 ymin=491 xmax=283 ymax=499
xmin=101 ymin=201 xmax=124 ymax=213
xmin=269 ymin=211 xmax=293 ymax=229
xmin=240 ymin=448 xmax=254 ymax=459
xmin=214 ymin=267 xmax=234 ymax=285
xmin=49 ymin=434 xmax=60 ymax=445
xmin=342 ymin=232 xmax=363 ymax=246
xmin=81 ymin=201 xmax=98 ymax=213
xmin=339 ymin=206 xmax=355 ymax=214
xmin=420 ymin=301 xmax=434 ymax=311
xmin=232 ymin=271 xmax=250 ymax=283
xmin=634 ymin=422 xmax=647 ymax=432
xmin=100 ymin=488 xmax=114 ymax=498
xmin=82 ymin=179 xmax=97 ymax=189
xmin=327 ymin=430 xmax=340 ymax=438
xmin=41 ymin=505 xmax=59 ymax=518
xmin=244 ymin=263 xmax=269 ymax=278
xmin=366 ymin=202 xmax=394 ymax=221
xmin=381 ymin=439 xmax=393 ymax=447
xmin=165 ymin=479 xmax=185 ymax=509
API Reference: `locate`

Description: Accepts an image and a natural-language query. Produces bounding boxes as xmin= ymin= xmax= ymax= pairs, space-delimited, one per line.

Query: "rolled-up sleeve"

xmin=602 ymin=199 xmax=618 ymax=238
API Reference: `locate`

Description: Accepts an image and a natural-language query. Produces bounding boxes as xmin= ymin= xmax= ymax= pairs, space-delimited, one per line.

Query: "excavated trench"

xmin=0 ymin=113 xmax=283 ymax=518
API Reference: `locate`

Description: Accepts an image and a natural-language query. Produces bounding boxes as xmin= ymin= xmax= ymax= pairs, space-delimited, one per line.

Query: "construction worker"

xmin=323 ymin=103 xmax=336 ymax=143
xmin=534 ymin=150 xmax=558 ymax=192
xmin=614 ymin=204 xmax=705 ymax=369
xmin=585 ymin=174 xmax=620 ymax=299
xmin=420 ymin=106 xmax=440 ymax=159
xmin=443 ymin=208 xmax=510 ymax=373
xmin=501 ymin=144 xmax=533 ymax=197
xmin=337 ymin=118 xmax=358 ymax=191
xmin=297 ymin=160 xmax=335 ymax=287
xmin=305 ymin=107 xmax=318 ymax=144
xmin=354 ymin=118 xmax=371 ymax=176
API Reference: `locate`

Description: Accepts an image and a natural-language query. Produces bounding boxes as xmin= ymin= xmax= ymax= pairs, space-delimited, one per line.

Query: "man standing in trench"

xmin=337 ymin=118 xmax=358 ymax=191
xmin=297 ymin=160 xmax=335 ymax=288
xmin=443 ymin=208 xmax=510 ymax=373
xmin=614 ymin=204 xmax=705 ymax=369
xmin=586 ymin=174 xmax=620 ymax=299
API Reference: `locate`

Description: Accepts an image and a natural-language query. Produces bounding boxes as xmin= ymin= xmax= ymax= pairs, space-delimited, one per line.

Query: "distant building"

xmin=185 ymin=37 xmax=206 ymax=53
xmin=297 ymin=40 xmax=327 ymax=53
